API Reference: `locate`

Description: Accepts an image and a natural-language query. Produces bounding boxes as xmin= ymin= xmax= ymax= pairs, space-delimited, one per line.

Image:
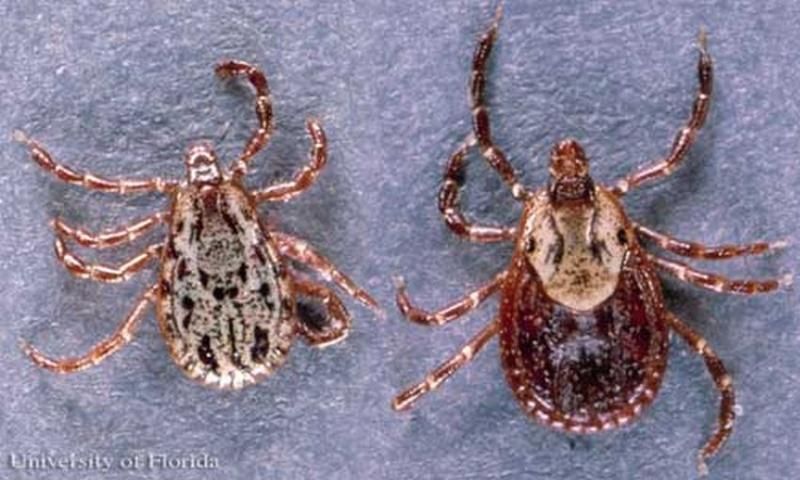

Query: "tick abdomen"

xmin=156 ymin=182 xmax=294 ymax=389
xmin=500 ymin=249 xmax=669 ymax=432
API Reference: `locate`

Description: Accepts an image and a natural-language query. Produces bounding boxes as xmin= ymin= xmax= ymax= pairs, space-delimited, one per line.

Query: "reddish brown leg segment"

xmin=14 ymin=131 xmax=176 ymax=195
xmin=469 ymin=3 xmax=528 ymax=201
xmin=55 ymin=238 xmax=161 ymax=283
xmin=635 ymin=223 xmax=786 ymax=260
xmin=52 ymin=212 xmax=167 ymax=249
xmin=613 ymin=31 xmax=712 ymax=195
xmin=649 ymin=254 xmax=789 ymax=294
xmin=395 ymin=271 xmax=506 ymax=326
xmin=216 ymin=59 xmax=274 ymax=178
xmin=665 ymin=312 xmax=734 ymax=476
xmin=273 ymin=231 xmax=382 ymax=316
xmin=253 ymin=119 xmax=327 ymax=203
xmin=393 ymin=320 xmax=499 ymax=411
xmin=22 ymin=284 xmax=158 ymax=373
xmin=293 ymin=277 xmax=351 ymax=348
xmin=438 ymin=136 xmax=517 ymax=243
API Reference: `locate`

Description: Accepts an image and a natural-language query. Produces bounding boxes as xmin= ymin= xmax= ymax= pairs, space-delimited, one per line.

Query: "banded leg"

xmin=636 ymin=223 xmax=786 ymax=260
xmin=470 ymin=3 xmax=528 ymax=201
xmin=613 ymin=31 xmax=713 ymax=195
xmin=253 ymin=119 xmax=327 ymax=203
xmin=52 ymin=212 xmax=167 ymax=249
xmin=293 ymin=276 xmax=351 ymax=348
xmin=438 ymin=136 xmax=516 ymax=243
xmin=395 ymin=271 xmax=506 ymax=326
xmin=649 ymin=254 xmax=789 ymax=294
xmin=55 ymin=238 xmax=161 ymax=283
xmin=22 ymin=284 xmax=158 ymax=373
xmin=14 ymin=131 xmax=176 ymax=194
xmin=665 ymin=312 xmax=734 ymax=476
xmin=393 ymin=320 xmax=499 ymax=411
xmin=273 ymin=231 xmax=381 ymax=315
xmin=215 ymin=59 xmax=273 ymax=178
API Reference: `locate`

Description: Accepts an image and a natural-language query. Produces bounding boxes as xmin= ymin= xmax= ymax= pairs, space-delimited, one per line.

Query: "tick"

xmin=392 ymin=5 xmax=788 ymax=474
xmin=17 ymin=59 xmax=380 ymax=389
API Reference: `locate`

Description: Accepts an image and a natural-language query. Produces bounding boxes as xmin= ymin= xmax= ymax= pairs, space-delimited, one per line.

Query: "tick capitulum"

xmin=17 ymin=59 xmax=380 ymax=390
xmin=393 ymin=4 xmax=789 ymax=475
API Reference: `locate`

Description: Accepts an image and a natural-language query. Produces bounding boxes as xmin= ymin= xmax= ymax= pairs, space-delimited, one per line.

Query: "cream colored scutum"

xmin=523 ymin=188 xmax=629 ymax=311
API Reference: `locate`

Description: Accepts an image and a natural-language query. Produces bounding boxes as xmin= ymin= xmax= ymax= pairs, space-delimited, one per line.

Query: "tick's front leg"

xmin=15 ymin=131 xmax=176 ymax=195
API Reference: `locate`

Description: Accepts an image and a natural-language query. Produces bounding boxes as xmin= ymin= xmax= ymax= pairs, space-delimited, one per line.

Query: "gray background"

xmin=1 ymin=1 xmax=798 ymax=479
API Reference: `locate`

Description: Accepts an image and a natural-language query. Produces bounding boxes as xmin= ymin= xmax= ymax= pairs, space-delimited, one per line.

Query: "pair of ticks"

xmin=16 ymin=5 xmax=788 ymax=476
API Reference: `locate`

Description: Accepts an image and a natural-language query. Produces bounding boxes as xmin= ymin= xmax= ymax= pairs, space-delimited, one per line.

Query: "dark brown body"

xmin=499 ymin=210 xmax=669 ymax=432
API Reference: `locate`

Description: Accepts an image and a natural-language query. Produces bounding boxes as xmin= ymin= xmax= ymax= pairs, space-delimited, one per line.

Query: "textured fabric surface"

xmin=1 ymin=1 xmax=798 ymax=479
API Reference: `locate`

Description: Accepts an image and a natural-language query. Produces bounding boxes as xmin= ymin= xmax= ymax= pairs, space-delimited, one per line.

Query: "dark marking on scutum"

xmin=253 ymin=246 xmax=267 ymax=265
xmin=190 ymin=207 xmax=204 ymax=242
xmin=237 ymin=263 xmax=248 ymax=283
xmin=199 ymin=269 xmax=210 ymax=288
xmin=525 ymin=237 xmax=536 ymax=253
xmin=213 ymin=287 xmax=226 ymax=300
xmin=176 ymin=258 xmax=188 ymax=279
xmin=228 ymin=286 xmax=239 ymax=298
xmin=166 ymin=238 xmax=178 ymax=258
xmin=258 ymin=282 xmax=272 ymax=300
xmin=175 ymin=220 xmax=185 ymax=234
xmin=182 ymin=311 xmax=193 ymax=329
xmin=220 ymin=201 xmax=241 ymax=234
xmin=546 ymin=238 xmax=565 ymax=265
xmin=181 ymin=296 xmax=195 ymax=310
xmin=617 ymin=228 xmax=628 ymax=245
xmin=251 ymin=327 xmax=270 ymax=362
xmin=159 ymin=279 xmax=172 ymax=295
xmin=198 ymin=335 xmax=219 ymax=371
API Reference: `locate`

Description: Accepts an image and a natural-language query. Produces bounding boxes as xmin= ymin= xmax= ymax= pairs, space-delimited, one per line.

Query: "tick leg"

xmin=52 ymin=212 xmax=167 ymax=249
xmin=613 ymin=31 xmax=712 ymax=195
xmin=438 ymin=136 xmax=517 ymax=243
xmin=649 ymin=254 xmax=790 ymax=294
xmin=216 ymin=59 xmax=274 ymax=179
xmin=273 ymin=231 xmax=382 ymax=316
xmin=293 ymin=276 xmax=351 ymax=348
xmin=14 ymin=131 xmax=176 ymax=195
xmin=21 ymin=284 xmax=158 ymax=374
xmin=395 ymin=271 xmax=506 ymax=326
xmin=665 ymin=312 xmax=734 ymax=476
xmin=54 ymin=238 xmax=162 ymax=283
xmin=636 ymin=223 xmax=786 ymax=260
xmin=253 ymin=119 xmax=327 ymax=203
xmin=469 ymin=3 xmax=528 ymax=201
xmin=393 ymin=320 xmax=499 ymax=411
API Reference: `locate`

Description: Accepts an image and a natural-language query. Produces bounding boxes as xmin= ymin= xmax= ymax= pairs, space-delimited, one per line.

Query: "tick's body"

xmin=157 ymin=182 xmax=294 ymax=389
xmin=500 ymin=189 xmax=668 ymax=432
xmin=19 ymin=60 xmax=379 ymax=389
xmin=393 ymin=4 xmax=787 ymax=475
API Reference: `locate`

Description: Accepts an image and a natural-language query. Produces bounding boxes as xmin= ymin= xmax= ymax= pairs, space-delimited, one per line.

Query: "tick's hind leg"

xmin=636 ymin=223 xmax=786 ymax=260
xmin=52 ymin=212 xmax=167 ymax=249
xmin=665 ymin=312 xmax=734 ymax=476
xmin=55 ymin=238 xmax=162 ymax=283
xmin=274 ymin=232 xmax=381 ymax=315
xmin=613 ymin=31 xmax=712 ymax=195
xmin=216 ymin=59 xmax=274 ymax=178
xmin=469 ymin=4 xmax=528 ymax=201
xmin=393 ymin=320 xmax=499 ymax=411
xmin=22 ymin=284 xmax=158 ymax=373
xmin=293 ymin=277 xmax=351 ymax=348
xmin=438 ymin=136 xmax=517 ymax=243
xmin=253 ymin=119 xmax=327 ymax=203
xmin=649 ymin=254 xmax=790 ymax=294
xmin=14 ymin=131 xmax=176 ymax=195
xmin=395 ymin=271 xmax=505 ymax=326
